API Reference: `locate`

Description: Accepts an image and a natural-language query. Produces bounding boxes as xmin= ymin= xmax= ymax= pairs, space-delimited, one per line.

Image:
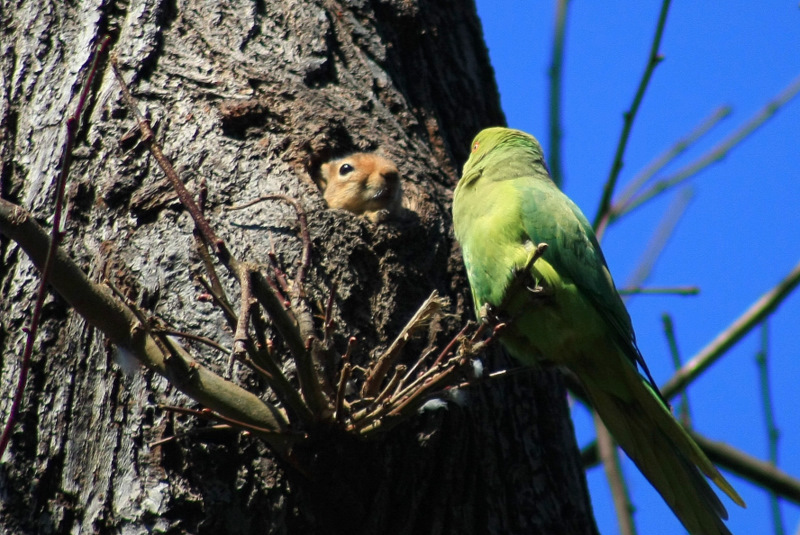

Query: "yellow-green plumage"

xmin=452 ymin=127 xmax=744 ymax=535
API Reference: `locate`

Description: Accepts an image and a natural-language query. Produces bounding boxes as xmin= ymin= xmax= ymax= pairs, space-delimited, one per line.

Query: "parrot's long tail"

xmin=578 ymin=351 xmax=745 ymax=535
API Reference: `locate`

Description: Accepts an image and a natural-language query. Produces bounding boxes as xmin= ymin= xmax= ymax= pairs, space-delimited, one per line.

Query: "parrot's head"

xmin=459 ymin=127 xmax=549 ymax=188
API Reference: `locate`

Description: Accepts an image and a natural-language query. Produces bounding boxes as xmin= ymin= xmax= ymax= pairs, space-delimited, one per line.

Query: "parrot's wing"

xmin=455 ymin=165 xmax=486 ymax=312
xmin=518 ymin=178 xmax=660 ymax=391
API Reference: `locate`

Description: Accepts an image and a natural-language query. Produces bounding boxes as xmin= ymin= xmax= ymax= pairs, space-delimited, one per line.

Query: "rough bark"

xmin=0 ymin=1 xmax=598 ymax=534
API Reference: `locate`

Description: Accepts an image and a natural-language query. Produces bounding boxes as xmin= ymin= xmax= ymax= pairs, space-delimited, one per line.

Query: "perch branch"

xmin=361 ymin=291 xmax=449 ymax=398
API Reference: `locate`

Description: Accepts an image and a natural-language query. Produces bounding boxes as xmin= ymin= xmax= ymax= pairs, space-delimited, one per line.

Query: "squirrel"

xmin=317 ymin=152 xmax=402 ymax=223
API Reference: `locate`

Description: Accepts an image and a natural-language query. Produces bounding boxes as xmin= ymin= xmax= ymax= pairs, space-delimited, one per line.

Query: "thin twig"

xmin=430 ymin=321 xmax=474 ymax=368
xmin=334 ymin=338 xmax=356 ymax=423
xmin=0 ymin=199 xmax=291 ymax=441
xmin=158 ymin=329 xmax=229 ymax=355
xmin=594 ymin=413 xmax=637 ymax=535
xmin=373 ymin=365 xmax=406 ymax=406
xmin=192 ymin=179 xmax=228 ymax=302
xmin=111 ymin=57 xmax=228 ymax=260
xmin=663 ymin=259 xmax=800 ymax=398
xmin=0 ymin=35 xmax=112 ymax=458
xmin=295 ymin=337 xmax=334 ymax=420
xmin=149 ymin=424 xmax=233 ymax=448
xmin=267 ymin=234 xmax=292 ymax=298
xmin=661 ymin=314 xmax=690 ymax=426
xmin=618 ymin=286 xmax=699 ymax=296
xmin=594 ymin=0 xmax=672 ymax=231
xmin=614 ymin=105 xmax=731 ymax=210
xmin=691 ymin=430 xmax=800 ymax=505
xmin=159 ymin=405 xmax=299 ymax=439
xmin=361 ymin=291 xmax=448 ymax=398
xmin=618 ymin=73 xmax=800 ymax=221
xmin=231 ymin=264 xmax=257 ymax=373
xmin=193 ymin=229 xmax=229 ymax=308
xmin=756 ymin=321 xmax=786 ymax=535
xmin=547 ymin=0 xmax=570 ymax=188
xmin=195 ymin=274 xmax=238 ymax=329
xmin=323 ymin=282 xmax=338 ymax=346
xmin=250 ymin=271 xmax=307 ymax=363
xmin=624 ymin=187 xmax=693 ymax=293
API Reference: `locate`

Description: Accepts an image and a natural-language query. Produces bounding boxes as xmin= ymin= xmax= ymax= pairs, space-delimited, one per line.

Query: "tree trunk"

xmin=0 ymin=1 xmax=598 ymax=533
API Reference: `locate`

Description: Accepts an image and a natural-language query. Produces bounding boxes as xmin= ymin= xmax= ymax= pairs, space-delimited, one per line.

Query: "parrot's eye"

xmin=472 ymin=141 xmax=480 ymax=153
xmin=339 ymin=163 xmax=354 ymax=176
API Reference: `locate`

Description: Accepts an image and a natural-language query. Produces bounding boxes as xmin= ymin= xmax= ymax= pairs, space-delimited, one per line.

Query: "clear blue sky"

xmin=474 ymin=2 xmax=800 ymax=534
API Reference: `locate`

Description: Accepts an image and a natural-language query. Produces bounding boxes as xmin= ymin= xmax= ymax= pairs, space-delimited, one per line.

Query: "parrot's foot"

xmin=522 ymin=242 xmax=548 ymax=272
xmin=526 ymin=281 xmax=551 ymax=296
xmin=479 ymin=302 xmax=502 ymax=324
xmin=513 ymin=241 xmax=551 ymax=296
xmin=479 ymin=303 xmax=508 ymax=336
xmin=513 ymin=242 xmax=554 ymax=302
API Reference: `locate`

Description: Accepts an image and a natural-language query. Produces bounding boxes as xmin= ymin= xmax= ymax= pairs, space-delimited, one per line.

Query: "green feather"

xmin=453 ymin=127 xmax=745 ymax=535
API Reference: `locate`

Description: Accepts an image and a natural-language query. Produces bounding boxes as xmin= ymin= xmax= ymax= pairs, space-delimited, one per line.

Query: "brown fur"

xmin=318 ymin=153 xmax=402 ymax=223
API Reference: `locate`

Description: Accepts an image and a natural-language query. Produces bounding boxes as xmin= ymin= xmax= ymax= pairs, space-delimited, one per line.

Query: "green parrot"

xmin=452 ymin=127 xmax=745 ymax=535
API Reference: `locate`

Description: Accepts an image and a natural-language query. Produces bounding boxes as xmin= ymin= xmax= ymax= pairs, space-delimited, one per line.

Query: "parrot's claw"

xmin=526 ymin=282 xmax=549 ymax=295
xmin=480 ymin=302 xmax=510 ymax=326
xmin=522 ymin=242 xmax=548 ymax=272
xmin=479 ymin=302 xmax=499 ymax=324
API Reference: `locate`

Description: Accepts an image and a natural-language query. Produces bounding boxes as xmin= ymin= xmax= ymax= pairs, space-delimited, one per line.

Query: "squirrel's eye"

xmin=339 ymin=163 xmax=354 ymax=175
xmin=472 ymin=141 xmax=480 ymax=153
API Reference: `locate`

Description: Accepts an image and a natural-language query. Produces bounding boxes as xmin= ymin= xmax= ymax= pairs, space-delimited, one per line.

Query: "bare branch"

xmin=547 ymin=0 xmax=570 ymax=188
xmin=361 ymin=291 xmax=449 ymax=398
xmin=618 ymin=286 xmax=699 ymax=297
xmin=661 ymin=314 xmax=691 ymax=426
xmin=624 ymin=187 xmax=693 ymax=292
xmin=691 ymin=431 xmax=800 ymax=506
xmin=614 ymin=105 xmax=731 ymax=210
xmin=594 ymin=413 xmax=638 ymax=535
xmin=617 ymin=73 xmax=800 ymax=220
xmin=662 ymin=259 xmax=800 ymax=398
xmin=594 ymin=0 xmax=672 ymax=230
xmin=0 ymin=199 xmax=291 ymax=446
xmin=111 ymin=56 xmax=228 ymax=260
xmin=756 ymin=321 xmax=787 ymax=533
xmin=0 ymin=36 xmax=111 ymax=457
